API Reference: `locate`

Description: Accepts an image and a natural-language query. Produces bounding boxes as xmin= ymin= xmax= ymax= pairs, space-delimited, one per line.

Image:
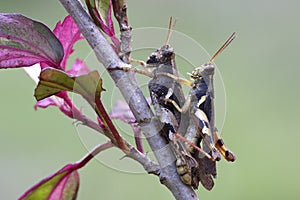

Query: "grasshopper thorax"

xmin=146 ymin=45 xmax=174 ymax=67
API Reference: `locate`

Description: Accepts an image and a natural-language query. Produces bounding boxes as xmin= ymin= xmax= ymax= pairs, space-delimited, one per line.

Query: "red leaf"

xmin=67 ymin=59 xmax=90 ymax=76
xmin=34 ymin=97 xmax=59 ymax=110
xmin=0 ymin=14 xmax=63 ymax=68
xmin=53 ymin=16 xmax=84 ymax=70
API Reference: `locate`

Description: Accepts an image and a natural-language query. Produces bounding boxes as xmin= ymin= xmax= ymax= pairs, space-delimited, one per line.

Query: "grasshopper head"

xmin=147 ymin=17 xmax=176 ymax=67
xmin=189 ymin=63 xmax=215 ymax=80
xmin=146 ymin=45 xmax=174 ymax=66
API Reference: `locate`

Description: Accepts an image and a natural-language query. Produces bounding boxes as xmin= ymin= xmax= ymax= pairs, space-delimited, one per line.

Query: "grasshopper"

xmin=127 ymin=17 xmax=189 ymax=138
xmin=124 ymin=18 xmax=205 ymax=186
xmin=146 ymin=18 xmax=189 ymax=140
xmin=159 ymin=32 xmax=237 ymax=189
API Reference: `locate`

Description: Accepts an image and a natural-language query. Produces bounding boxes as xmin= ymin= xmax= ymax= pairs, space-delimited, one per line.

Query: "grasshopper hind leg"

xmin=214 ymin=131 xmax=236 ymax=162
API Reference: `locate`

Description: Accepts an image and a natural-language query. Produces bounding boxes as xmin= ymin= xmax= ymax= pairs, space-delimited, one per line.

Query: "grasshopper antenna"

xmin=208 ymin=32 xmax=236 ymax=64
xmin=165 ymin=16 xmax=177 ymax=45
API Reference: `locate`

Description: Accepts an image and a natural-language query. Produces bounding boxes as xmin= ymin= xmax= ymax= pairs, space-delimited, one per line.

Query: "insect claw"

xmin=214 ymin=131 xmax=236 ymax=162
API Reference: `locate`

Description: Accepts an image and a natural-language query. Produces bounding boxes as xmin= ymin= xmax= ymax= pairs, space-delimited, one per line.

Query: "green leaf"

xmin=97 ymin=0 xmax=111 ymax=22
xmin=85 ymin=0 xmax=115 ymax=36
xmin=19 ymin=165 xmax=79 ymax=200
xmin=34 ymin=68 xmax=104 ymax=102
xmin=86 ymin=0 xmax=110 ymax=23
xmin=64 ymin=172 xmax=79 ymax=199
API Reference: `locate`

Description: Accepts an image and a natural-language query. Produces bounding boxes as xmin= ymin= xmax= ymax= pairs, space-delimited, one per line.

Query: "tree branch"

xmin=58 ymin=0 xmax=198 ymax=199
xmin=112 ymin=0 xmax=132 ymax=63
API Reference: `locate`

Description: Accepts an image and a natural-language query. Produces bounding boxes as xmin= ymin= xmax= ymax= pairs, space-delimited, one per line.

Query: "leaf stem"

xmin=93 ymin=97 xmax=129 ymax=151
xmin=75 ymin=141 xmax=114 ymax=169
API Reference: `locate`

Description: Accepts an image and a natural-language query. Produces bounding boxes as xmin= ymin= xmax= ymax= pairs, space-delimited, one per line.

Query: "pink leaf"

xmin=110 ymin=100 xmax=146 ymax=152
xmin=67 ymin=59 xmax=90 ymax=76
xmin=109 ymin=100 xmax=135 ymax=123
xmin=110 ymin=99 xmax=151 ymax=123
xmin=53 ymin=16 xmax=84 ymax=70
xmin=34 ymin=93 xmax=76 ymax=119
xmin=0 ymin=14 xmax=64 ymax=68
xmin=34 ymin=97 xmax=59 ymax=110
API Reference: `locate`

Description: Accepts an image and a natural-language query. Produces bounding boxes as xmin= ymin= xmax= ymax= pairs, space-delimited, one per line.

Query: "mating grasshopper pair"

xmin=120 ymin=18 xmax=236 ymax=190
xmin=154 ymin=30 xmax=236 ymax=190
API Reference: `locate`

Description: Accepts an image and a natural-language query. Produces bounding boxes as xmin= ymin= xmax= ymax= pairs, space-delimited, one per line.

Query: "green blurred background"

xmin=1 ymin=0 xmax=300 ymax=199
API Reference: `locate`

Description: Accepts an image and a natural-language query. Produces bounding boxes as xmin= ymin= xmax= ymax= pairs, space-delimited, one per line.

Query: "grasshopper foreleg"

xmin=130 ymin=58 xmax=152 ymax=72
xmin=155 ymin=72 xmax=193 ymax=86
xmin=160 ymin=95 xmax=192 ymax=114
xmin=110 ymin=65 xmax=153 ymax=77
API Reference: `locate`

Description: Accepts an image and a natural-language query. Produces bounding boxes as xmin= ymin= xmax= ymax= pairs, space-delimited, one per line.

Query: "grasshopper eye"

xmin=146 ymin=54 xmax=158 ymax=64
xmin=189 ymin=68 xmax=202 ymax=79
xmin=162 ymin=50 xmax=173 ymax=58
